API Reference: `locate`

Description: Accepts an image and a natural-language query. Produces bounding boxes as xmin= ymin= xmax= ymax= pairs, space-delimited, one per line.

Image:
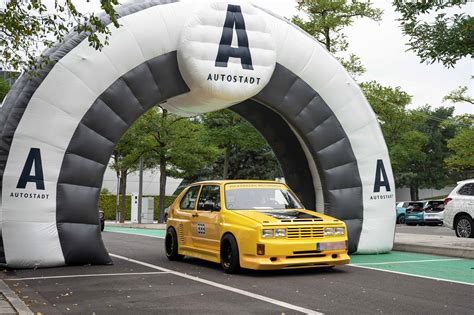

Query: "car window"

xmin=458 ymin=183 xmax=474 ymax=196
xmin=197 ymin=185 xmax=221 ymax=211
xmin=180 ymin=186 xmax=201 ymax=210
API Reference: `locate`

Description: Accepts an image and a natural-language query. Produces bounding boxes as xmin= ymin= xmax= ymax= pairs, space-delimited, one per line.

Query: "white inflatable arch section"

xmin=0 ymin=0 xmax=395 ymax=268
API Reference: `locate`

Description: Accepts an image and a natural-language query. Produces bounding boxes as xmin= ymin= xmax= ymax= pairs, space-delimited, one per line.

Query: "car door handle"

xmin=192 ymin=213 xmax=199 ymax=218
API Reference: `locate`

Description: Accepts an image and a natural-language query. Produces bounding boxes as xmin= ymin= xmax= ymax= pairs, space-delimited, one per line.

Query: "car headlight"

xmin=262 ymin=229 xmax=274 ymax=238
xmin=324 ymin=228 xmax=335 ymax=236
xmin=335 ymin=227 xmax=345 ymax=235
xmin=275 ymin=228 xmax=286 ymax=238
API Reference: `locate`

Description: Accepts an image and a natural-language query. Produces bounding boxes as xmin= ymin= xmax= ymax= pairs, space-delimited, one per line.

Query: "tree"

xmin=293 ymin=0 xmax=383 ymax=77
xmin=443 ymin=86 xmax=474 ymax=105
xmin=445 ymin=115 xmax=474 ymax=176
xmin=393 ymin=0 xmax=473 ymax=67
xmin=1 ymin=0 xmax=120 ymax=71
xmin=202 ymin=110 xmax=270 ymax=179
xmin=110 ymin=122 xmax=145 ymax=222
xmin=133 ymin=107 xmax=220 ymax=222
xmin=0 ymin=77 xmax=9 ymax=102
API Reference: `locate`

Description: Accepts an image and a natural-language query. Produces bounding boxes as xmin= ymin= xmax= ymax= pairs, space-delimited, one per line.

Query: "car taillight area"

xmin=444 ymin=197 xmax=452 ymax=205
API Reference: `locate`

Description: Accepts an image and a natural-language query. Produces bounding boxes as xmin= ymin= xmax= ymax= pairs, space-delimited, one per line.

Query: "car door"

xmin=457 ymin=183 xmax=474 ymax=215
xmin=191 ymin=184 xmax=222 ymax=252
xmin=175 ymin=185 xmax=201 ymax=248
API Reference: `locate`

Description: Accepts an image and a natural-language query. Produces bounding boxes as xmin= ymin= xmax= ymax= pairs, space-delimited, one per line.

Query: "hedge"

xmin=99 ymin=194 xmax=177 ymax=221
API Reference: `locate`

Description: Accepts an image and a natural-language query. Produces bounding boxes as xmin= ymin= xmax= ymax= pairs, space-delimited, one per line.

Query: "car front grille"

xmin=287 ymin=226 xmax=325 ymax=239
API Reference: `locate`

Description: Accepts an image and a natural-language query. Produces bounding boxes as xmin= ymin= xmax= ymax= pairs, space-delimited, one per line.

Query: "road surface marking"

xmin=349 ymin=264 xmax=474 ymax=286
xmin=6 ymin=271 xmax=169 ymax=281
xmin=351 ymin=258 xmax=463 ymax=265
xmin=110 ymin=253 xmax=323 ymax=315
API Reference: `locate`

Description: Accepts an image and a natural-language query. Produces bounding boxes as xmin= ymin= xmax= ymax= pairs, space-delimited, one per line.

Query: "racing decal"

xmin=197 ymin=223 xmax=206 ymax=235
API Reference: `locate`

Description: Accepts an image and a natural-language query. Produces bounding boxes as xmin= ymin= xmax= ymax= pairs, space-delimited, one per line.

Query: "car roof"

xmin=191 ymin=179 xmax=284 ymax=185
xmin=457 ymin=178 xmax=474 ymax=184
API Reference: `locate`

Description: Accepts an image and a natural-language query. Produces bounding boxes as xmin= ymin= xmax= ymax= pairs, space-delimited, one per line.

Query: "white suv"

xmin=444 ymin=179 xmax=474 ymax=238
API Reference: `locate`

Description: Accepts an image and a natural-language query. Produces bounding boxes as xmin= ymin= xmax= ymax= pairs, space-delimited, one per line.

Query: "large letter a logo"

xmin=215 ymin=4 xmax=254 ymax=70
xmin=16 ymin=148 xmax=45 ymax=190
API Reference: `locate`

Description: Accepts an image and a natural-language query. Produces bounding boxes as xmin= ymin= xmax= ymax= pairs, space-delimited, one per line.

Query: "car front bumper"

xmin=240 ymin=239 xmax=350 ymax=270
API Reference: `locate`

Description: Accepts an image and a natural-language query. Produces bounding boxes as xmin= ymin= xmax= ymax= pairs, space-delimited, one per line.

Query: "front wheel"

xmin=165 ymin=227 xmax=184 ymax=261
xmin=221 ymin=234 xmax=240 ymax=274
xmin=397 ymin=215 xmax=405 ymax=224
xmin=455 ymin=215 xmax=473 ymax=238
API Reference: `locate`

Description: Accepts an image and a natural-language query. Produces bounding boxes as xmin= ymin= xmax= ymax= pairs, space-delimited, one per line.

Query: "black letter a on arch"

xmin=16 ymin=148 xmax=45 ymax=190
xmin=215 ymin=4 xmax=254 ymax=70
xmin=373 ymin=159 xmax=391 ymax=193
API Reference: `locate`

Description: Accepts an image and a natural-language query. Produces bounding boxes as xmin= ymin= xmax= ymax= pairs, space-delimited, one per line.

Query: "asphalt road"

xmin=395 ymin=224 xmax=454 ymax=236
xmin=1 ymin=231 xmax=472 ymax=314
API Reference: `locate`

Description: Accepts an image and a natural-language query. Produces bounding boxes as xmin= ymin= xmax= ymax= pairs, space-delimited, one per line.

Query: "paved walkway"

xmin=105 ymin=221 xmax=474 ymax=259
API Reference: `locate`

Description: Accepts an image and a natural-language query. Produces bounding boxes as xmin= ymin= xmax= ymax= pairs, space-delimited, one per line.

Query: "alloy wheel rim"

xmin=457 ymin=219 xmax=471 ymax=238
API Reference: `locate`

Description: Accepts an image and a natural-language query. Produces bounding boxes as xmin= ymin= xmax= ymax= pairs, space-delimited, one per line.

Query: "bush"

xmin=99 ymin=194 xmax=177 ymax=220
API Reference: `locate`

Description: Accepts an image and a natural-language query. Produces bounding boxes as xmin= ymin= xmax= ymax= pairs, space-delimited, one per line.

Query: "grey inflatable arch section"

xmin=0 ymin=0 xmax=396 ymax=268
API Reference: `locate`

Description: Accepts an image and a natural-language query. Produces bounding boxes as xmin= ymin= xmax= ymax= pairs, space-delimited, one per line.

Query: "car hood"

xmin=232 ymin=209 xmax=339 ymax=224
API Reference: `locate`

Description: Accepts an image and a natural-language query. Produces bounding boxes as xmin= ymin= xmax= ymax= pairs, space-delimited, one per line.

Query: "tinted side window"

xmin=180 ymin=186 xmax=201 ymax=210
xmin=197 ymin=185 xmax=221 ymax=211
xmin=458 ymin=183 xmax=474 ymax=196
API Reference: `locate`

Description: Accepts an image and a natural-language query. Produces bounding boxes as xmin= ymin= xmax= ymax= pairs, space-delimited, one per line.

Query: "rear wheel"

xmin=455 ymin=215 xmax=473 ymax=238
xmin=221 ymin=234 xmax=240 ymax=274
xmin=397 ymin=214 xmax=405 ymax=224
xmin=165 ymin=227 xmax=184 ymax=260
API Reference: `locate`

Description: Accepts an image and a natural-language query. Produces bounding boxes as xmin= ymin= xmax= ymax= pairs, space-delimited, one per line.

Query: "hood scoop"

xmin=258 ymin=210 xmax=323 ymax=222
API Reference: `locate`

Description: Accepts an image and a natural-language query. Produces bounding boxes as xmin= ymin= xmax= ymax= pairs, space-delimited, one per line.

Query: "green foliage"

xmin=393 ymin=0 xmax=473 ymax=67
xmin=134 ymin=107 xmax=220 ymax=179
xmin=99 ymin=194 xmax=176 ymax=221
xmin=445 ymin=115 xmax=474 ymax=173
xmin=293 ymin=0 xmax=382 ymax=76
xmin=0 ymin=78 xmax=9 ymax=102
xmin=202 ymin=109 xmax=279 ymax=179
xmin=443 ymin=86 xmax=474 ymax=105
xmin=0 ymin=0 xmax=120 ymax=71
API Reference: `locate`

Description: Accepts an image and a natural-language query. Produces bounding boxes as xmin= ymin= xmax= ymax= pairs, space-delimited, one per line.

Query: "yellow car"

xmin=165 ymin=180 xmax=350 ymax=273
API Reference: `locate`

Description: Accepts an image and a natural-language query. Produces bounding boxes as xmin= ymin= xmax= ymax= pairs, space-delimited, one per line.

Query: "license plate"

xmin=317 ymin=241 xmax=345 ymax=251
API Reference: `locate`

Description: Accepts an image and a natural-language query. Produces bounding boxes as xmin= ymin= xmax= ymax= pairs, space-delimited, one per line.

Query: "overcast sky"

xmin=8 ymin=0 xmax=471 ymax=115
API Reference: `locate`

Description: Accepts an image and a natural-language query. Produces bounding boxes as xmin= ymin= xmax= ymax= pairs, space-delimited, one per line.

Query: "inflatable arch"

xmin=0 ymin=0 xmax=396 ymax=268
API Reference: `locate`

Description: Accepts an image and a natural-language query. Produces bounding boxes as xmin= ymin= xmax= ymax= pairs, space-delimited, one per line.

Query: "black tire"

xmin=221 ymin=234 xmax=240 ymax=274
xmin=397 ymin=215 xmax=405 ymax=224
xmin=454 ymin=214 xmax=473 ymax=238
xmin=165 ymin=227 xmax=184 ymax=261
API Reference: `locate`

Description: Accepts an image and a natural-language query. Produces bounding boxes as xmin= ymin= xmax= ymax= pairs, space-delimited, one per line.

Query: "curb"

xmin=393 ymin=242 xmax=474 ymax=259
xmin=0 ymin=281 xmax=33 ymax=315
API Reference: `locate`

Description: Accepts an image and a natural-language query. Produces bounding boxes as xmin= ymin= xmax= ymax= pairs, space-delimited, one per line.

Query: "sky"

xmin=6 ymin=0 xmax=472 ymax=115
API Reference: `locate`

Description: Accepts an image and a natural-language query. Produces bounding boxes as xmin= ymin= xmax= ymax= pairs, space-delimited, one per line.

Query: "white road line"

xmin=110 ymin=253 xmax=322 ymax=315
xmin=348 ymin=264 xmax=474 ymax=286
xmin=6 ymin=272 xmax=168 ymax=281
xmin=351 ymin=258 xmax=463 ymax=265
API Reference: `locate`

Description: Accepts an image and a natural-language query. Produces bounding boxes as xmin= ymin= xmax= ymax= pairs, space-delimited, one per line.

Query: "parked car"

xmin=396 ymin=201 xmax=411 ymax=224
xmin=421 ymin=200 xmax=445 ymax=226
xmin=165 ymin=180 xmax=350 ymax=273
xmin=99 ymin=209 xmax=105 ymax=231
xmin=404 ymin=202 xmax=425 ymax=226
xmin=163 ymin=206 xmax=170 ymax=223
xmin=444 ymin=179 xmax=474 ymax=238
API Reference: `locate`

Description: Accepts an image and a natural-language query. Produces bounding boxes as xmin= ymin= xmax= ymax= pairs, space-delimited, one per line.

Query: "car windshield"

xmin=224 ymin=183 xmax=303 ymax=210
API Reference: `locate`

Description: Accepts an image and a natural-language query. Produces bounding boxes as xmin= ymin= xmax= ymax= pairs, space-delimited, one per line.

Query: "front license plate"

xmin=317 ymin=241 xmax=345 ymax=251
